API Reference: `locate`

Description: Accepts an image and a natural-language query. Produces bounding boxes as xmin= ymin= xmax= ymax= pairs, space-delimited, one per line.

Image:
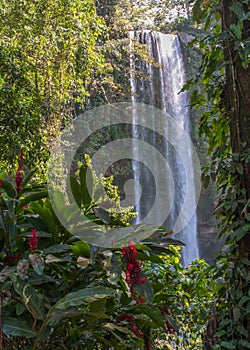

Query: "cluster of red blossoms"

xmin=29 ymin=228 xmax=38 ymax=251
xmin=15 ymin=151 xmax=24 ymax=193
xmin=122 ymin=243 xmax=146 ymax=303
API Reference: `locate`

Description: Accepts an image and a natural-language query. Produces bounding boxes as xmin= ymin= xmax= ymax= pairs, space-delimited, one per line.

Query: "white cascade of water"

xmin=130 ymin=31 xmax=199 ymax=265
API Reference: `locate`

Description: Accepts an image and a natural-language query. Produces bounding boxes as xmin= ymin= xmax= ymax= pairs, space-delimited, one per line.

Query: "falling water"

xmin=130 ymin=31 xmax=199 ymax=265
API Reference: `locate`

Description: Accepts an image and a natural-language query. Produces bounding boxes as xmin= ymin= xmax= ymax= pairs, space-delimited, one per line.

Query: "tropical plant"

xmin=0 ymin=153 xmax=185 ymax=350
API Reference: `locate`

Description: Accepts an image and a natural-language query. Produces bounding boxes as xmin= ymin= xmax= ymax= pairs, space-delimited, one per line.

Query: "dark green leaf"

xmin=20 ymin=169 xmax=37 ymax=189
xmin=236 ymin=325 xmax=248 ymax=337
xmin=17 ymin=190 xmax=48 ymax=211
xmin=71 ymin=241 xmax=90 ymax=257
xmin=79 ymin=164 xmax=93 ymax=207
xmin=44 ymin=244 xmax=70 ymax=254
xmin=93 ymin=207 xmax=111 ymax=224
xmin=1 ymin=180 xmax=16 ymax=198
xmin=3 ymin=318 xmax=37 ymax=338
xmin=238 ymin=340 xmax=250 ymax=348
xmin=52 ymin=287 xmax=114 ymax=310
xmin=221 ymin=341 xmax=236 ymax=349
xmin=70 ymin=176 xmax=82 ymax=208
xmin=11 ymin=274 xmax=46 ymax=320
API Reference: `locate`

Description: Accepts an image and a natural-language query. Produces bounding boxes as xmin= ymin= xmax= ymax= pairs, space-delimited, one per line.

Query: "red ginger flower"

xmin=29 ymin=228 xmax=38 ymax=251
xmin=122 ymin=243 xmax=147 ymax=303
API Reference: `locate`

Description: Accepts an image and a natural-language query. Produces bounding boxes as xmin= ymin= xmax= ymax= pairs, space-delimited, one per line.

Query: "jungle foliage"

xmin=0 ymin=0 xmax=107 ymax=172
xmin=0 ymin=155 xmax=216 ymax=349
xmin=185 ymin=0 xmax=250 ymax=348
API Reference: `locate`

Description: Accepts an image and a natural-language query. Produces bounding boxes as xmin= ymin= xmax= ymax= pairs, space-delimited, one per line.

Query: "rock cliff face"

xmin=196 ymin=184 xmax=225 ymax=263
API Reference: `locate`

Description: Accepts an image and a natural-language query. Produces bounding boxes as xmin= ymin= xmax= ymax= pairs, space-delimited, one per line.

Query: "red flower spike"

xmin=122 ymin=244 xmax=146 ymax=303
xmin=29 ymin=228 xmax=38 ymax=251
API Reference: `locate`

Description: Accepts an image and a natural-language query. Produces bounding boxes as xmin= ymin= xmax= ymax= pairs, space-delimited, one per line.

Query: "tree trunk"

xmin=222 ymin=0 xmax=250 ymax=250
xmin=222 ymin=0 xmax=250 ymax=339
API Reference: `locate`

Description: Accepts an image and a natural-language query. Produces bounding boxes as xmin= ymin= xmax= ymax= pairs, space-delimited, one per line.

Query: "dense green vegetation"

xmin=0 ymin=0 xmax=249 ymax=349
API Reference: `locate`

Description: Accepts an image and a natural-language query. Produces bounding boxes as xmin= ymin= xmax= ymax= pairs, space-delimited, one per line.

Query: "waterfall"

xmin=130 ymin=31 xmax=199 ymax=265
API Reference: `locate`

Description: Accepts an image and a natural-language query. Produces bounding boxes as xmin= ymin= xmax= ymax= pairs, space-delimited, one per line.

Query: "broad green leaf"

xmin=86 ymin=311 xmax=110 ymax=325
xmin=238 ymin=340 xmax=250 ymax=348
xmin=239 ymin=295 xmax=250 ymax=307
xmin=93 ymin=207 xmax=111 ymax=224
xmin=134 ymin=244 xmax=150 ymax=251
xmin=134 ymin=305 xmax=164 ymax=327
xmin=16 ymin=302 xmax=26 ymax=316
xmin=235 ymin=163 xmax=243 ymax=175
xmin=46 ymin=308 xmax=85 ymax=326
xmin=221 ymin=341 xmax=236 ymax=349
xmin=17 ymin=190 xmax=48 ymax=211
xmin=89 ymin=296 xmax=106 ymax=313
xmin=236 ymin=325 xmax=248 ymax=337
xmin=44 ymin=244 xmax=70 ymax=254
xmin=70 ymin=176 xmax=82 ymax=208
xmin=147 ymin=245 xmax=175 ymax=256
xmin=136 ymin=251 xmax=164 ymax=263
xmin=108 ymin=254 xmax=122 ymax=285
xmin=52 ymin=287 xmax=114 ymax=310
xmin=87 ymin=297 xmax=109 ymax=325
xmin=29 ymin=253 xmax=44 ymax=275
xmin=20 ymin=169 xmax=37 ymax=189
xmin=29 ymin=201 xmax=60 ymax=234
xmin=1 ymin=180 xmax=16 ymax=198
xmin=103 ymin=323 xmax=135 ymax=336
xmin=3 ymin=318 xmax=37 ymax=338
xmin=135 ymin=278 xmax=154 ymax=304
xmin=214 ymin=329 xmax=226 ymax=337
xmin=71 ymin=241 xmax=90 ymax=257
xmin=79 ymin=164 xmax=93 ymax=207
xmin=11 ymin=274 xmax=46 ymax=320
xmin=6 ymin=200 xmax=15 ymax=222
xmin=230 ymin=23 xmax=243 ymax=40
